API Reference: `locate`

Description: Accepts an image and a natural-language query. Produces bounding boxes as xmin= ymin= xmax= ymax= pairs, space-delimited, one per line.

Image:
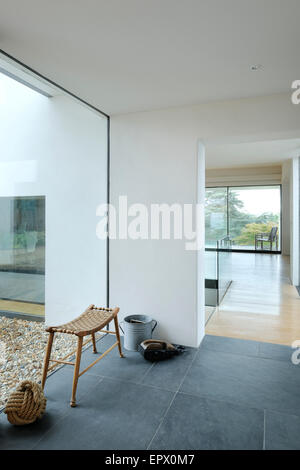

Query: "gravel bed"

xmin=0 ymin=316 xmax=101 ymax=409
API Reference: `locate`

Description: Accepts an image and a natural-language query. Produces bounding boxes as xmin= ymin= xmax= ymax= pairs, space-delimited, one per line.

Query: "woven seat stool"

xmin=41 ymin=304 xmax=124 ymax=407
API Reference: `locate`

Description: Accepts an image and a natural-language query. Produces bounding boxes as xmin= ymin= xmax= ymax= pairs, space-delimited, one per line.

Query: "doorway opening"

xmin=203 ymin=138 xmax=300 ymax=346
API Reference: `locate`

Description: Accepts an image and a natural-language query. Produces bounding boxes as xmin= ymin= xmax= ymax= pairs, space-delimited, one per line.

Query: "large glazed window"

xmin=0 ymin=68 xmax=108 ymax=322
xmin=205 ymin=185 xmax=281 ymax=252
xmin=0 ymin=196 xmax=45 ymax=310
xmin=228 ymin=186 xmax=281 ymax=250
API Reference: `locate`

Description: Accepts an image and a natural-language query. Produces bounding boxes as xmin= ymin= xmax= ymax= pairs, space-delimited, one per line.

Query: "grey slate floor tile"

xmin=141 ymin=346 xmax=197 ymax=392
xmin=2 ymin=334 xmax=300 ymax=450
xmin=258 ymin=342 xmax=294 ymax=363
xmin=181 ymin=347 xmax=300 ymax=416
xmin=149 ymin=392 xmax=264 ymax=450
xmin=265 ymin=410 xmax=300 ymax=450
xmin=201 ymin=334 xmax=260 ymax=357
xmin=79 ymin=334 xmax=153 ymax=384
xmin=0 ymin=366 xmax=102 ymax=450
xmin=34 ymin=378 xmax=174 ymax=450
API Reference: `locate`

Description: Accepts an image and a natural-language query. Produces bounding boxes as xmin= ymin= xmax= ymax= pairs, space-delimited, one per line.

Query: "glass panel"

xmin=217 ymin=237 xmax=232 ymax=303
xmin=205 ymin=187 xmax=227 ymax=247
xmin=228 ymin=186 xmax=281 ymax=251
xmin=205 ymin=240 xmax=218 ymax=307
xmin=205 ymin=241 xmax=218 ymax=280
xmin=0 ymin=196 xmax=45 ymax=314
xmin=205 ymin=237 xmax=233 ymax=307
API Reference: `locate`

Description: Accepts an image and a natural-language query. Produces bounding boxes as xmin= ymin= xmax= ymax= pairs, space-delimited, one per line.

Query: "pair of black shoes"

xmin=138 ymin=339 xmax=185 ymax=362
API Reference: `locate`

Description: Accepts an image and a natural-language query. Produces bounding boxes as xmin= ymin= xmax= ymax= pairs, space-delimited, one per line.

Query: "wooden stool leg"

xmin=70 ymin=336 xmax=83 ymax=407
xmin=41 ymin=331 xmax=54 ymax=389
xmin=91 ymin=333 xmax=97 ymax=353
xmin=114 ymin=315 xmax=124 ymax=358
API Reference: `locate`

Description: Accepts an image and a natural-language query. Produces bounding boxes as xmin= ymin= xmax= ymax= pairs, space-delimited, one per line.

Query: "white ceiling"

xmin=206 ymin=139 xmax=300 ymax=169
xmin=0 ymin=0 xmax=299 ymax=115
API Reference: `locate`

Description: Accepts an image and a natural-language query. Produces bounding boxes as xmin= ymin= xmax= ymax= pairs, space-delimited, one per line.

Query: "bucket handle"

xmin=151 ymin=320 xmax=157 ymax=333
xmin=119 ymin=320 xmax=157 ymax=334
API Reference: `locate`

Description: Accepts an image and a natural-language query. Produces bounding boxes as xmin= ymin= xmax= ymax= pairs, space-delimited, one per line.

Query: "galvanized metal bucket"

xmin=119 ymin=314 xmax=157 ymax=351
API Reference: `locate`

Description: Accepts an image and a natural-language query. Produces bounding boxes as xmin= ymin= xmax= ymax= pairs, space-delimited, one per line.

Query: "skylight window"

xmin=0 ymin=52 xmax=59 ymax=98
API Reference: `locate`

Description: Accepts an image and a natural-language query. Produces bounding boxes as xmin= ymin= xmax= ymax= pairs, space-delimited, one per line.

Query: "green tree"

xmin=205 ymin=188 xmax=280 ymax=246
xmin=256 ymin=212 xmax=279 ymax=224
xmin=205 ymin=188 xmax=245 ymax=243
xmin=233 ymin=222 xmax=278 ymax=246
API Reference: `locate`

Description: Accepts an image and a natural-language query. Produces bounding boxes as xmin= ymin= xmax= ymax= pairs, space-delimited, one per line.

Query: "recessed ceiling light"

xmin=251 ymin=64 xmax=263 ymax=71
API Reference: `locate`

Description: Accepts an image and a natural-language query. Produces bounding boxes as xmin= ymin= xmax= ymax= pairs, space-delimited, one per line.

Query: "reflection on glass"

xmin=217 ymin=237 xmax=232 ymax=303
xmin=205 ymin=241 xmax=218 ymax=307
xmin=0 ymin=196 xmax=45 ymax=314
xmin=205 ymin=237 xmax=232 ymax=307
xmin=205 ymin=187 xmax=227 ymax=247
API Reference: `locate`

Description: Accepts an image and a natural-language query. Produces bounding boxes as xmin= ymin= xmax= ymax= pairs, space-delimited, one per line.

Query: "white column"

xmin=290 ymin=156 xmax=300 ymax=285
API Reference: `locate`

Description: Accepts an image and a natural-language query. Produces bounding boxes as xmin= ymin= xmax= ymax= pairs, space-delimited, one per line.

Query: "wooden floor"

xmin=205 ymin=306 xmax=216 ymax=324
xmin=206 ymin=253 xmax=300 ymax=346
xmin=0 ymin=299 xmax=44 ymax=316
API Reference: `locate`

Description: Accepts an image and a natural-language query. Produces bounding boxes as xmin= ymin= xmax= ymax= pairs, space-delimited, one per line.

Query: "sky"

xmin=232 ymin=187 xmax=280 ymax=215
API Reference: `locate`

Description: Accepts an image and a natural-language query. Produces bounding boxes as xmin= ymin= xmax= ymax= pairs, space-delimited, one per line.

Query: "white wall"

xmin=111 ymin=93 xmax=300 ymax=347
xmin=197 ymin=143 xmax=205 ymax=345
xmin=0 ymin=73 xmax=108 ymax=324
xmin=110 ymin=116 xmax=199 ymax=347
xmin=290 ymin=157 xmax=300 ymax=285
xmin=282 ymin=160 xmax=291 ymax=256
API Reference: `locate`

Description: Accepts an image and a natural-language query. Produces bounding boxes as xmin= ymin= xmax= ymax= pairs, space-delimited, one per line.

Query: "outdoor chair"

xmin=255 ymin=226 xmax=278 ymax=251
xmin=41 ymin=305 xmax=123 ymax=407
